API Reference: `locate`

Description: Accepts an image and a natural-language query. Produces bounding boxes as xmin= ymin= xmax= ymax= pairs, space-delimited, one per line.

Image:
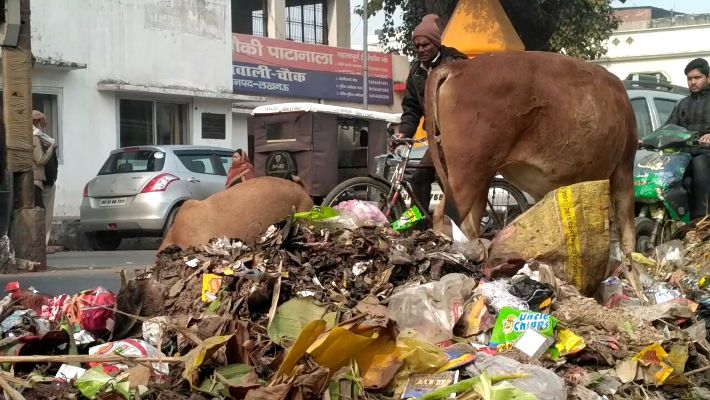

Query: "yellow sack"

xmin=486 ymin=180 xmax=610 ymax=296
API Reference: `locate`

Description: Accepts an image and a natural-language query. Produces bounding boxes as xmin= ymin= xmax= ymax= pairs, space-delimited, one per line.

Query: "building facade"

xmin=594 ymin=8 xmax=710 ymax=86
xmin=230 ymin=0 xmax=410 ymax=154
xmin=0 ymin=0 xmax=406 ymax=246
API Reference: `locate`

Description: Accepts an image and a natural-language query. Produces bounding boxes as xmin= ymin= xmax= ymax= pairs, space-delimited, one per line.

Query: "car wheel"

xmin=86 ymin=232 xmax=122 ymax=251
xmin=162 ymin=205 xmax=181 ymax=237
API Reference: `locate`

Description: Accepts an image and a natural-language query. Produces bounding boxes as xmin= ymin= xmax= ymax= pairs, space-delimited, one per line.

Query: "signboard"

xmin=232 ymin=33 xmax=393 ymax=105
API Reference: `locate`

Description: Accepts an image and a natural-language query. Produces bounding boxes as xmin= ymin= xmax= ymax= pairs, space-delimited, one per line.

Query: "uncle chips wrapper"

xmin=489 ymin=307 xmax=557 ymax=352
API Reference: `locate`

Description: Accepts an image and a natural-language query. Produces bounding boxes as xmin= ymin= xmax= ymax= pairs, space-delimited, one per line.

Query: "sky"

xmin=351 ymin=0 xmax=710 ymax=47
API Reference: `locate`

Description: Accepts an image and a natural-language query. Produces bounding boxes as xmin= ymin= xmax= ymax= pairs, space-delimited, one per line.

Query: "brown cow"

xmin=159 ymin=176 xmax=313 ymax=251
xmin=425 ymin=51 xmax=637 ymax=255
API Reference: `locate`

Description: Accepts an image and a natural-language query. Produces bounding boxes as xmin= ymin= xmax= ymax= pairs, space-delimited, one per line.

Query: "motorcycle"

xmin=633 ymin=124 xmax=698 ymax=254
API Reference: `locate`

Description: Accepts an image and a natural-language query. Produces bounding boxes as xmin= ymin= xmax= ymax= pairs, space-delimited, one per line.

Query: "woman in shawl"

xmin=225 ymin=149 xmax=257 ymax=188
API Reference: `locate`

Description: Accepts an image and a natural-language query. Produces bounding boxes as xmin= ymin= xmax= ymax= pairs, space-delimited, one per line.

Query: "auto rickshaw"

xmin=248 ymin=102 xmax=400 ymax=201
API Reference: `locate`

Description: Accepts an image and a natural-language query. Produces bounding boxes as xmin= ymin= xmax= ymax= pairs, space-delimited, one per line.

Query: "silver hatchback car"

xmin=80 ymin=145 xmax=235 ymax=250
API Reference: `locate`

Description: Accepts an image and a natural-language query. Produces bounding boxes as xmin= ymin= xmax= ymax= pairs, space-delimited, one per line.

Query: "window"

xmin=266 ymin=122 xmax=296 ymax=142
xmin=337 ymin=119 xmax=369 ymax=168
xmin=98 ymin=150 xmax=165 ymax=175
xmin=232 ymin=0 xmax=267 ymax=36
xmin=630 ymin=98 xmax=653 ymax=139
xmin=119 ymin=99 xmax=187 ymax=147
xmin=202 ymin=113 xmax=226 ymax=139
xmin=286 ymin=0 xmax=327 ymax=44
xmin=654 ymin=98 xmax=679 ymax=127
xmin=217 ymin=152 xmax=234 ymax=173
xmin=176 ymin=152 xmax=228 ymax=176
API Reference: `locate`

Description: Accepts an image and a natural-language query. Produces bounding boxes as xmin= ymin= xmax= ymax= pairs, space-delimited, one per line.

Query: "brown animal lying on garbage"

xmin=425 ymin=51 xmax=638 ymax=254
xmin=159 ymin=176 xmax=313 ymax=251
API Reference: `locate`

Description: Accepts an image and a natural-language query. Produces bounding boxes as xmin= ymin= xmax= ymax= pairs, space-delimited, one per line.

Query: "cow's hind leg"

xmin=610 ymin=156 xmax=636 ymax=257
xmin=454 ymin=173 xmax=496 ymax=239
xmin=610 ymin=155 xmax=649 ymax=302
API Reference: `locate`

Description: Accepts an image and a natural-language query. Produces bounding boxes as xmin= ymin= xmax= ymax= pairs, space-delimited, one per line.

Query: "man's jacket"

xmin=666 ymin=87 xmax=710 ymax=135
xmin=400 ymin=46 xmax=467 ymax=138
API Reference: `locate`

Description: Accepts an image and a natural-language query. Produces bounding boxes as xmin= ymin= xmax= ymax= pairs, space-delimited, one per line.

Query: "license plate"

xmin=99 ymin=198 xmax=127 ymax=207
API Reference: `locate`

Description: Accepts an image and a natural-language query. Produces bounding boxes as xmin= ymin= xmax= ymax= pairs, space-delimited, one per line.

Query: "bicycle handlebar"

xmin=387 ymin=137 xmax=427 ymax=144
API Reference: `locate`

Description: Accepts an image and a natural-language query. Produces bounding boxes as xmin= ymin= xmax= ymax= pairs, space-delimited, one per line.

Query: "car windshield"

xmin=98 ymin=149 xmax=165 ymax=175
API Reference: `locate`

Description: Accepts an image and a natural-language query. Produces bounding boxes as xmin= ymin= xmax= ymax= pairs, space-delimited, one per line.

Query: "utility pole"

xmin=362 ymin=0 xmax=368 ymax=108
xmin=2 ymin=0 xmax=45 ymax=270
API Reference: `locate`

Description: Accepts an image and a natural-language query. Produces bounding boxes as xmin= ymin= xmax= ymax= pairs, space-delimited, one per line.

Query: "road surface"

xmin=0 ymin=250 xmax=155 ymax=295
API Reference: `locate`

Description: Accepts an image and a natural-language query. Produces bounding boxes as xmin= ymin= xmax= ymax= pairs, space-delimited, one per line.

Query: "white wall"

xmin=31 ymin=0 xmax=232 ymax=92
xmin=192 ymin=98 xmax=235 ymax=148
xmin=231 ymin=114 xmax=249 ymax=154
xmin=596 ymin=24 xmax=710 ymax=85
xmin=20 ymin=0 xmax=236 ymax=218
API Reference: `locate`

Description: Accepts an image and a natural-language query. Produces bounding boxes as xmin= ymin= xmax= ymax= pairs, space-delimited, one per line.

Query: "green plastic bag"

xmin=76 ymin=367 xmax=131 ymax=400
xmin=488 ymin=307 xmax=556 ymax=352
xmin=293 ymin=206 xmax=340 ymax=222
xmin=392 ymin=206 xmax=424 ymax=232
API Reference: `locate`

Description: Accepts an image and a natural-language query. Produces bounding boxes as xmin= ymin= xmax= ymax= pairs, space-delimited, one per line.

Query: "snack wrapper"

xmin=489 ymin=307 xmax=556 ymax=352
xmin=202 ymin=274 xmax=223 ymax=303
xmin=391 ymin=206 xmax=424 ymax=232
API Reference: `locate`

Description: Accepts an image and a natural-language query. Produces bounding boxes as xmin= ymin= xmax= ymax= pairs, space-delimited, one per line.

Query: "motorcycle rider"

xmin=392 ymin=14 xmax=467 ymax=213
xmin=666 ymin=58 xmax=710 ymax=219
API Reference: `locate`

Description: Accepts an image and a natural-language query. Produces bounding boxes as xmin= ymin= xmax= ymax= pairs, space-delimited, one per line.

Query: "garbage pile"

xmin=0 ymin=193 xmax=708 ymax=399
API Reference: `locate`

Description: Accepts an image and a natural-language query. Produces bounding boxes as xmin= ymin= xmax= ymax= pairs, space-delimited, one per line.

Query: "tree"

xmin=361 ymin=0 xmax=625 ymax=60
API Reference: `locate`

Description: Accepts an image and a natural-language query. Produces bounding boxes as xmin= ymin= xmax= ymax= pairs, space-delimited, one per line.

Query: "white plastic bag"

xmin=467 ymin=353 xmax=567 ymax=400
xmin=334 ymin=200 xmax=388 ymax=227
xmin=387 ymin=273 xmax=476 ymax=343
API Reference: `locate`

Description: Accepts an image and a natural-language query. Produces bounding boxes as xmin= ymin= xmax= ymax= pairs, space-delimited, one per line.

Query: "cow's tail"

xmin=425 ymin=65 xmax=461 ymax=224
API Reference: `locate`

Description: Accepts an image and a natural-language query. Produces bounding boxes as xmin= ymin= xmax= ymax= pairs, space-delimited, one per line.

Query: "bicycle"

xmin=322 ymin=138 xmax=531 ymax=238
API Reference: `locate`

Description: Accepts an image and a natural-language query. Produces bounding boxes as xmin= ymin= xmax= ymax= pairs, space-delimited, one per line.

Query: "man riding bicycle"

xmin=392 ymin=14 xmax=466 ymax=213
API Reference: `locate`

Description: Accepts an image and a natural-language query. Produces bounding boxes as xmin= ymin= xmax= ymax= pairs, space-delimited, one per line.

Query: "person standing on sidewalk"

xmin=225 ymin=149 xmax=257 ymax=188
xmin=32 ymin=110 xmax=58 ymax=246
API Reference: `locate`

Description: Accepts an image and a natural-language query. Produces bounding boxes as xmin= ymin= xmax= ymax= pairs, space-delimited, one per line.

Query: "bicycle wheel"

xmin=479 ymin=178 xmax=530 ymax=239
xmin=322 ymin=177 xmax=406 ymax=223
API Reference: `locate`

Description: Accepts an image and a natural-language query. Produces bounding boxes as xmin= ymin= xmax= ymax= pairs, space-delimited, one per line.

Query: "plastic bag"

xmin=65 ymin=287 xmax=116 ymax=335
xmin=201 ymin=274 xmax=223 ymax=302
xmin=76 ymin=367 xmax=130 ymax=400
xmin=88 ymin=339 xmax=169 ymax=378
xmin=467 ymin=353 xmax=567 ymax=400
xmin=333 ymin=200 xmax=388 ymax=226
xmin=489 ymin=307 xmax=557 ymax=352
xmin=294 ymin=206 xmax=360 ymax=230
xmin=142 ymin=317 xmax=168 ymax=347
xmin=549 ymin=328 xmax=586 ymax=359
xmin=392 ymin=206 xmax=424 ymax=232
xmin=388 ymin=273 xmax=476 ymax=343
xmin=598 ymin=276 xmax=624 ymax=306
xmin=396 ymin=329 xmax=448 ymax=374
xmin=487 ymin=180 xmax=610 ymax=296
xmin=634 ymin=152 xmax=691 ymax=201
xmin=654 ymin=240 xmax=684 ymax=271
xmin=508 ymin=276 xmax=555 ymax=311
xmin=474 ymin=280 xmax=528 ymax=312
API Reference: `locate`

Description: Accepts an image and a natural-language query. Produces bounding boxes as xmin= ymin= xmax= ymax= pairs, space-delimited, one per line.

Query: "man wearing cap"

xmin=394 ymin=14 xmax=466 ymax=213
xmin=32 ymin=110 xmax=58 ymax=245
